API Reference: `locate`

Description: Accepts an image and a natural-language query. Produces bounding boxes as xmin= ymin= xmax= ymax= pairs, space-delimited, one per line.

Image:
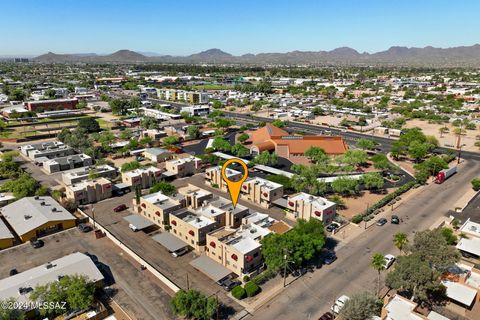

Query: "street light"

xmin=91 ymin=204 xmax=96 ymax=230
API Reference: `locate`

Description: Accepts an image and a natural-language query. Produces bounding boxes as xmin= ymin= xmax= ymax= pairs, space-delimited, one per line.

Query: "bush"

xmin=243 ymin=275 xmax=250 ymax=282
xmin=244 ymin=281 xmax=261 ymax=297
xmin=231 ymin=286 xmax=246 ymax=300
xmin=471 ymin=177 xmax=480 ymax=191
xmin=252 ymin=268 xmax=276 ymax=285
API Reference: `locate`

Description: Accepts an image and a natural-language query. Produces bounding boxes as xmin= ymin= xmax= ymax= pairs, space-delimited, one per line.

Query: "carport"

xmin=123 ymin=215 xmax=154 ymax=231
xmin=190 ymin=255 xmax=233 ymax=283
xmin=152 ymin=232 xmax=188 ymax=252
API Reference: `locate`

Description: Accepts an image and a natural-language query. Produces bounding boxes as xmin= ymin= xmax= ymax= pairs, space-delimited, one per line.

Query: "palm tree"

xmin=393 ymin=232 xmax=409 ymax=255
xmin=371 ymin=253 xmax=386 ymax=296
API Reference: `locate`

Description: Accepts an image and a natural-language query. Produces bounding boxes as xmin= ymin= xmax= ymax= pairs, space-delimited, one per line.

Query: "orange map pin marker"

xmin=221 ymin=158 xmax=248 ymax=208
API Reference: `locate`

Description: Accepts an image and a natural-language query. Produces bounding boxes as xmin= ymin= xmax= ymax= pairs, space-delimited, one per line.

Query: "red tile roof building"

xmin=248 ymin=123 xmax=348 ymax=164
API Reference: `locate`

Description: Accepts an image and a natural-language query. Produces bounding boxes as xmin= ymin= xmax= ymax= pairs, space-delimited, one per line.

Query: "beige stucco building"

xmin=65 ymin=178 xmax=113 ymax=205
xmin=286 ymin=192 xmax=336 ymax=225
xmin=121 ymin=166 xmax=162 ymax=189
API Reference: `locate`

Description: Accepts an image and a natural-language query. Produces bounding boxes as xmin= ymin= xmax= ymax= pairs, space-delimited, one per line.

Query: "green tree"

xmin=231 ymin=143 xmax=250 ymax=157
xmin=408 ymin=140 xmax=430 ymax=162
xmin=45 ymin=88 xmax=57 ymax=99
xmin=361 ymin=173 xmax=384 ymax=190
xmin=266 ymin=174 xmax=292 ymax=190
xmin=385 ymin=254 xmax=444 ymax=303
xmin=163 ymin=136 xmax=179 ymax=147
xmin=9 ymin=87 xmax=26 ymax=101
xmin=150 ymin=180 xmax=177 ymax=196
xmin=342 ymin=150 xmax=368 ymax=167
xmin=30 ymin=275 xmax=95 ymax=317
xmin=211 ymin=100 xmax=223 ymax=109
xmin=0 ymin=298 xmax=26 ymax=320
xmin=237 ymin=133 xmax=250 ymax=143
xmin=409 ymin=229 xmax=460 ymax=272
xmin=254 ymin=151 xmax=278 ymax=166
xmin=1 ymin=173 xmax=39 ymax=198
xmin=140 ymin=116 xmax=159 ymax=130
xmin=357 ymin=138 xmax=377 ymax=150
xmin=215 ymin=117 xmax=234 ymax=130
xmin=272 ymin=119 xmax=286 ymax=128
xmin=78 ymin=117 xmax=101 ymax=133
xmin=331 ymin=176 xmax=359 ymax=195
xmin=304 ymin=146 xmax=327 ymax=163
xmin=337 ymin=292 xmax=381 ymax=320
xmin=371 ymin=154 xmax=391 ymax=171
xmin=109 ymin=99 xmax=129 ymax=115
xmin=121 ymin=160 xmax=141 ymax=172
xmin=119 ymin=128 xmax=133 ymax=140
xmin=471 ymin=177 xmax=480 ymax=191
xmin=371 ymin=253 xmax=386 ymax=295
xmin=440 ymin=227 xmax=458 ymax=245
xmin=439 ymin=126 xmax=449 ymax=138
xmin=186 ymin=125 xmax=201 ymax=139
xmin=170 ymin=289 xmax=218 ymax=320
xmin=393 ymin=232 xmax=409 ymax=254
xmin=212 ymin=137 xmax=231 ymax=152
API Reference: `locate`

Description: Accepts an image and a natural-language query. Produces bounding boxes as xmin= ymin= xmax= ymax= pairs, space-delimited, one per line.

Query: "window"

xmin=191 ymin=240 xmax=194 ymax=245
xmin=253 ymin=252 xmax=259 ymax=258
xmin=173 ymin=229 xmax=176 ymax=234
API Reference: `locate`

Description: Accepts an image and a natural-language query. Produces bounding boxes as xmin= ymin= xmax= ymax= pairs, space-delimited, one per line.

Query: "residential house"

xmin=121 ymin=166 xmax=162 ymax=189
xmin=65 ymin=178 xmax=113 ymax=205
xmin=286 ymin=192 xmax=336 ymax=225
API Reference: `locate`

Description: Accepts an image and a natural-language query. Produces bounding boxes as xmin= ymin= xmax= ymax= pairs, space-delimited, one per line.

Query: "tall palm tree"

xmin=393 ymin=232 xmax=409 ymax=255
xmin=371 ymin=253 xmax=386 ymax=296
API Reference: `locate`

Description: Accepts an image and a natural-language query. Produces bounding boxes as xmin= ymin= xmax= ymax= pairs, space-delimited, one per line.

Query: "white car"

xmin=331 ymin=295 xmax=350 ymax=314
xmin=383 ymin=254 xmax=396 ymax=269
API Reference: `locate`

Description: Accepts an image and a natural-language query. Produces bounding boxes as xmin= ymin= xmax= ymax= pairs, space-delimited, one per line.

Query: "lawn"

xmin=192 ymin=84 xmax=232 ymax=90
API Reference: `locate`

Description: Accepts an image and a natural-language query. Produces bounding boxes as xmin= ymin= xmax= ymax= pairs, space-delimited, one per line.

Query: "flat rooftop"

xmin=142 ymin=192 xmax=180 ymax=210
xmin=124 ymin=166 xmax=161 ymax=177
xmin=246 ymin=177 xmax=282 ymax=190
xmin=289 ymin=192 xmax=335 ymax=209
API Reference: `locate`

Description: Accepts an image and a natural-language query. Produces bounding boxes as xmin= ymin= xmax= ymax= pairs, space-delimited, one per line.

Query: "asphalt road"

xmin=248 ymin=159 xmax=480 ymax=320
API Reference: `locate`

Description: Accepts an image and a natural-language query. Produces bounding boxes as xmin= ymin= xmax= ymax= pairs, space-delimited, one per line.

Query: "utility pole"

xmin=283 ymin=249 xmax=288 ymax=287
xmin=456 ymin=124 xmax=463 ymax=164
xmin=186 ymin=272 xmax=190 ymax=290
xmin=91 ymin=204 xmax=96 ymax=230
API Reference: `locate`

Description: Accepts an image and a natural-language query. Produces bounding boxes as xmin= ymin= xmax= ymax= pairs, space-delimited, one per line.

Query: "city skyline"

xmin=1 ymin=0 xmax=480 ymax=56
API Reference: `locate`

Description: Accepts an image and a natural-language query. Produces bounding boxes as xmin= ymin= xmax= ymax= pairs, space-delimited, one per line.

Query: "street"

xmin=248 ymin=159 xmax=480 ymax=320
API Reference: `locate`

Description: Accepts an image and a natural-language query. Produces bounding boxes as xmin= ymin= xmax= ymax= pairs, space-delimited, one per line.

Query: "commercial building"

xmin=240 ymin=177 xmax=283 ymax=208
xmin=187 ymin=92 xmax=209 ymax=104
xmin=165 ymin=156 xmax=201 ymax=177
xmin=121 ymin=166 xmax=163 ymax=189
xmin=286 ymin=192 xmax=336 ymax=225
xmin=24 ymin=98 xmax=78 ymax=112
xmin=0 ymin=219 xmax=14 ymax=250
xmin=180 ymin=105 xmax=211 ymax=116
xmin=65 ymin=178 xmax=113 ymax=205
xmin=247 ymin=123 xmax=348 ymax=164
xmin=140 ymin=107 xmax=181 ymax=120
xmin=1 ymin=196 xmax=76 ymax=242
xmin=43 ymin=153 xmax=93 ymax=173
xmin=137 ymin=191 xmax=183 ymax=228
xmin=0 ymin=252 xmax=104 ymax=310
xmin=62 ymin=164 xmax=117 ymax=185
xmin=205 ymin=223 xmax=269 ymax=277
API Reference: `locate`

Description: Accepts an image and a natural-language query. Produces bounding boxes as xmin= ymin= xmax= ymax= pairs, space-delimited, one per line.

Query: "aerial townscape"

xmin=2 ymin=1 xmax=480 ymax=320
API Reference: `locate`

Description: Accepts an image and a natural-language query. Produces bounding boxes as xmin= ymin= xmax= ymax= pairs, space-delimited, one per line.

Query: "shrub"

xmin=471 ymin=177 xmax=480 ymax=191
xmin=252 ymin=268 xmax=276 ymax=285
xmin=243 ymin=275 xmax=250 ymax=282
xmin=244 ymin=281 xmax=261 ymax=297
xmin=231 ymin=286 xmax=246 ymax=300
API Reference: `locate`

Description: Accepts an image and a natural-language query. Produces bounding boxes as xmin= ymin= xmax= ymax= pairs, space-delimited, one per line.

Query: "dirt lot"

xmin=404 ymin=119 xmax=479 ymax=152
xmin=337 ymin=188 xmax=395 ymax=220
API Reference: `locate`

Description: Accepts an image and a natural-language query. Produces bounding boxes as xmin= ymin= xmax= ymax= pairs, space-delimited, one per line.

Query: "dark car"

xmin=292 ymin=267 xmax=307 ymax=277
xmin=9 ymin=268 xmax=18 ymax=276
xmin=323 ymin=252 xmax=337 ymax=265
xmin=391 ymin=215 xmax=400 ymax=224
xmin=376 ymin=218 xmax=388 ymax=226
xmin=77 ymin=223 xmax=92 ymax=233
xmin=113 ymin=204 xmax=127 ymax=212
xmin=318 ymin=312 xmax=335 ymax=320
xmin=326 ymin=223 xmax=339 ymax=232
xmin=217 ymin=278 xmax=240 ymax=291
xmin=30 ymin=238 xmax=44 ymax=249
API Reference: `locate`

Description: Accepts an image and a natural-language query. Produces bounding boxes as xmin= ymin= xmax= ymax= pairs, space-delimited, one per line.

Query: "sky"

xmin=1 ymin=0 xmax=480 ymax=56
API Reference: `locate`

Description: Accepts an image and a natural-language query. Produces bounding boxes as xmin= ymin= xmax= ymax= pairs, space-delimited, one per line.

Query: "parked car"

xmin=331 ymin=295 xmax=350 ymax=314
xmin=217 ymin=278 xmax=240 ymax=291
xmin=171 ymin=247 xmax=189 ymax=257
xmin=383 ymin=254 xmax=396 ymax=269
xmin=128 ymin=224 xmax=139 ymax=232
xmin=318 ymin=312 xmax=335 ymax=320
xmin=323 ymin=252 xmax=337 ymax=265
xmin=30 ymin=238 xmax=44 ymax=249
xmin=9 ymin=268 xmax=18 ymax=276
xmin=376 ymin=218 xmax=388 ymax=226
xmin=113 ymin=204 xmax=127 ymax=212
xmin=391 ymin=215 xmax=400 ymax=224
xmin=77 ymin=223 xmax=92 ymax=233
xmin=292 ymin=267 xmax=307 ymax=277
xmin=326 ymin=222 xmax=340 ymax=232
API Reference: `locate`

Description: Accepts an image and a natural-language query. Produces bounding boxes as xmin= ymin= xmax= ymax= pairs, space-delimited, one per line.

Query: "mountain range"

xmin=32 ymin=45 xmax=480 ymax=66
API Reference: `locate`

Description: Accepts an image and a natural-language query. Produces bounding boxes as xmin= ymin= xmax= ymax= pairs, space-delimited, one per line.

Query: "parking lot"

xmin=0 ymin=227 xmax=174 ymax=320
xmin=85 ymin=192 xmax=243 ymax=315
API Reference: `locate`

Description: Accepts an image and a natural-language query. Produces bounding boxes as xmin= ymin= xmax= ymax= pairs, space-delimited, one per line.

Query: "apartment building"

xmin=165 ymin=156 xmax=201 ymax=177
xmin=240 ymin=177 xmax=283 ymax=208
xmin=205 ymin=223 xmax=270 ymax=277
xmin=140 ymin=107 xmax=181 ymax=120
xmin=43 ymin=154 xmax=93 ymax=173
xmin=143 ymin=148 xmax=171 ymax=163
xmin=187 ymin=92 xmax=209 ymax=105
xmin=178 ymin=184 xmax=213 ymax=209
xmin=286 ymin=192 xmax=336 ymax=225
xmin=21 ymin=141 xmax=75 ymax=160
xmin=205 ymin=166 xmax=243 ymax=191
xmin=169 ymin=209 xmax=218 ymax=252
xmin=62 ymin=165 xmax=117 ymax=185
xmin=137 ymin=191 xmax=183 ymax=228
xmin=65 ymin=178 xmax=113 ymax=205
xmin=121 ymin=166 xmax=163 ymax=189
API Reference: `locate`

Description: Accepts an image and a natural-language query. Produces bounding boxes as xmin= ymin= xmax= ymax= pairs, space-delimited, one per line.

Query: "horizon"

xmin=1 ymin=0 xmax=480 ymax=56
